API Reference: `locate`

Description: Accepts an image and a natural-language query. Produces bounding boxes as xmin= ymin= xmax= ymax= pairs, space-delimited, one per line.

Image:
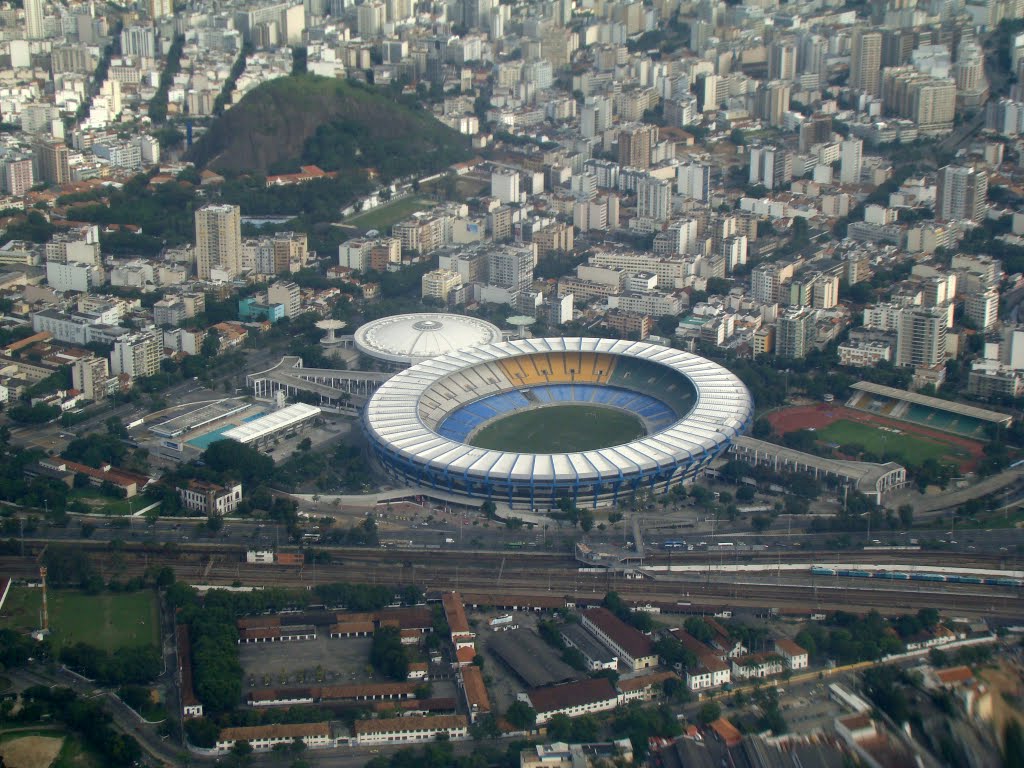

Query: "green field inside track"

xmin=468 ymin=404 xmax=646 ymax=453
xmin=815 ymin=419 xmax=969 ymax=464
xmin=0 ymin=587 xmax=158 ymax=652
xmin=345 ymin=196 xmax=433 ymax=231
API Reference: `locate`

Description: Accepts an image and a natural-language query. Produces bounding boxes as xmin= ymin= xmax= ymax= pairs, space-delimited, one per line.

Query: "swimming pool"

xmin=186 ymin=411 xmax=267 ymax=450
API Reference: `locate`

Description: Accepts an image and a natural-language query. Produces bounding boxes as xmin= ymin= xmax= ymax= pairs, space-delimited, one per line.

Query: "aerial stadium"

xmin=363 ymin=337 xmax=754 ymax=510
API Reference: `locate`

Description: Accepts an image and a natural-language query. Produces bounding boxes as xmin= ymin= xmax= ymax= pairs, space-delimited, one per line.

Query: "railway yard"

xmin=2 ymin=541 xmax=1020 ymax=620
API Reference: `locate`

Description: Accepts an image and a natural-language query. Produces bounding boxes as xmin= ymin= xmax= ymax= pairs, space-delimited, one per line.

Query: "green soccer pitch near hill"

xmin=468 ymin=405 xmax=646 ymax=453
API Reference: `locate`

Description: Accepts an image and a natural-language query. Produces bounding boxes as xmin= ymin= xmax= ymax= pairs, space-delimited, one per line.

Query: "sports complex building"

xmin=362 ymin=337 xmax=753 ymax=510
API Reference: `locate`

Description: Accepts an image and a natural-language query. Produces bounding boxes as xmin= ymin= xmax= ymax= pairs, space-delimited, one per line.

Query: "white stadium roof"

xmin=222 ymin=403 xmax=321 ymax=444
xmin=364 ymin=338 xmax=753 ymax=485
xmin=354 ymin=313 xmax=504 ymax=366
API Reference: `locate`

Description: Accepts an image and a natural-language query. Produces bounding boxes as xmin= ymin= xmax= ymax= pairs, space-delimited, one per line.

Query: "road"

xmin=6 ymin=666 xmax=186 ymax=767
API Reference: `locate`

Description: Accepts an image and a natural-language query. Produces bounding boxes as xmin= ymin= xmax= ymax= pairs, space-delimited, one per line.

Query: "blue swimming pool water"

xmin=187 ymin=424 xmax=237 ymax=449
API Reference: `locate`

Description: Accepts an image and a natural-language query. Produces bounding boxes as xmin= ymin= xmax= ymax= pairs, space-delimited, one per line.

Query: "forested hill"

xmin=186 ymin=75 xmax=471 ymax=179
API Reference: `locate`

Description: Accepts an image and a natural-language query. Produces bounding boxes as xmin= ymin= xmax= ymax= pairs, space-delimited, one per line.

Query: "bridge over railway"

xmin=246 ymin=356 xmax=393 ymax=409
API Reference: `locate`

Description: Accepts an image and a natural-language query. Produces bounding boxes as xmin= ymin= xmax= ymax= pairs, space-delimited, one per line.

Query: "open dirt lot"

xmin=240 ymin=635 xmax=387 ymax=693
xmin=0 ymin=735 xmax=64 ymax=768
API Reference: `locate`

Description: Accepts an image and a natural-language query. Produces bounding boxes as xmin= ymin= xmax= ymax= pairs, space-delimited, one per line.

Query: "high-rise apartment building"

xmin=676 ymin=162 xmax=711 ymax=202
xmin=72 ymin=355 xmax=111 ymax=402
xmin=839 ymin=139 xmax=863 ymax=185
xmin=636 ymin=177 xmax=672 ymax=222
xmin=195 ymin=204 xmax=242 ymax=280
xmin=111 ymin=332 xmax=162 ymax=379
xmin=267 ymin=281 xmax=301 ymax=318
xmin=491 ymin=169 xmax=521 ymax=205
xmin=896 ymin=306 xmax=947 ymax=368
xmin=25 ymin=0 xmax=44 ymax=39
xmin=749 ymin=146 xmax=792 ymax=191
xmin=148 ymin=0 xmax=173 ymax=18
xmin=965 ymin=286 xmax=999 ymax=331
xmin=850 ymin=29 xmax=882 ymax=96
xmin=2 ymin=156 xmax=33 ymax=196
xmin=776 ymin=307 xmax=816 ymax=359
xmin=421 ymin=269 xmax=463 ymax=303
xmin=618 ymin=124 xmax=657 ymax=169
xmin=757 ymin=81 xmax=791 ymax=128
xmin=33 ymin=140 xmax=70 ymax=186
xmin=487 ymin=244 xmax=534 ymax=292
xmin=769 ymin=39 xmax=798 ymax=81
xmin=936 ymin=165 xmax=988 ymax=223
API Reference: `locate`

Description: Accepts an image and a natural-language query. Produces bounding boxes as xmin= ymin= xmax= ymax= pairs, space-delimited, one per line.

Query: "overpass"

xmin=246 ymin=356 xmax=393 ymax=410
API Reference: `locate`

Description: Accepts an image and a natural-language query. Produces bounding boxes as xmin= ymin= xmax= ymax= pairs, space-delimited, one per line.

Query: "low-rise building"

xmin=838 ymin=339 xmax=892 ymax=368
xmin=459 ymin=664 xmax=490 ymax=723
xmin=215 ymin=722 xmax=333 ymax=753
xmin=580 ymin=607 xmax=657 ymax=671
xmin=353 ymin=714 xmax=468 ymax=745
xmin=774 ymin=638 xmax=809 ymax=670
xmin=176 ymin=480 xmax=243 ymax=516
xmin=521 ymin=678 xmax=619 ymax=724
xmin=560 ymin=623 xmax=618 ymax=671
xmin=731 ymin=653 xmax=784 ymax=680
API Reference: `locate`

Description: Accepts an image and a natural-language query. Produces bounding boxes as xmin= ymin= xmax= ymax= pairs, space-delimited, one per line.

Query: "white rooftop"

xmin=354 ymin=313 xmax=503 ymax=365
xmin=221 ymin=403 xmax=321 ymax=444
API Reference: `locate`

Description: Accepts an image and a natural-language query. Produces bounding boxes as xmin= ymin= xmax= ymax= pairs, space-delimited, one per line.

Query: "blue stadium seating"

xmin=436 ymin=382 xmax=684 ymax=442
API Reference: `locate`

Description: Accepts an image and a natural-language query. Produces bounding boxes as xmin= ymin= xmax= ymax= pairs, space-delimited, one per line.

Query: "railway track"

xmin=4 ymin=538 xmax=1018 ymax=570
xmin=2 ymin=550 xmax=1019 ymax=619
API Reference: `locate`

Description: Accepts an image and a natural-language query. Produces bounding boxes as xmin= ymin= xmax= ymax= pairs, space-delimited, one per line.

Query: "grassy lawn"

xmin=816 ymin=419 xmax=967 ymax=464
xmin=69 ymin=489 xmax=158 ymax=517
xmin=345 ymin=195 xmax=433 ymax=232
xmin=52 ymin=732 xmax=103 ymax=768
xmin=0 ymin=587 xmax=158 ymax=652
xmin=469 ymin=405 xmax=646 ymax=453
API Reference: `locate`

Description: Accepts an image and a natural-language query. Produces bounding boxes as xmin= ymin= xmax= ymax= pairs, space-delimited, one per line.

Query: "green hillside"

xmin=186 ymin=75 xmax=471 ymax=179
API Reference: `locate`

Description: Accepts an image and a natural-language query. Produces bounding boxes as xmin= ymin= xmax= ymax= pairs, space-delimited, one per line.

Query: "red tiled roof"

xmin=526 ymin=677 xmax=617 ymax=714
xmin=582 ymin=607 xmax=653 ymax=659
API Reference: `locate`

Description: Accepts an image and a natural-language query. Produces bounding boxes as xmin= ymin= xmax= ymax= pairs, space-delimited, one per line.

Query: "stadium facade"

xmin=363 ymin=338 xmax=753 ymax=510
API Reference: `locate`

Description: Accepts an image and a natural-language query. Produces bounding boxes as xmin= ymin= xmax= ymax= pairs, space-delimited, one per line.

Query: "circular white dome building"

xmin=354 ymin=313 xmax=504 ymax=367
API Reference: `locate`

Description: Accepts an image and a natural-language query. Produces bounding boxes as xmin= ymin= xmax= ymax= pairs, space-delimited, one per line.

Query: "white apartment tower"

xmin=839 ymin=139 xmax=863 ymax=185
xmin=111 ymin=332 xmax=162 ymax=379
xmin=965 ymin=286 xmax=999 ymax=331
xmin=936 ymin=165 xmax=988 ymax=224
xmin=676 ymin=163 xmax=711 ymax=202
xmin=195 ymin=204 xmax=242 ymax=280
xmin=636 ymin=177 xmax=672 ymax=222
xmin=491 ymin=169 xmax=521 ymax=205
xmin=25 ymin=0 xmax=44 ymax=39
xmin=850 ymin=29 xmax=882 ymax=96
xmin=896 ymin=306 xmax=947 ymax=368
xmin=749 ymin=146 xmax=792 ymax=191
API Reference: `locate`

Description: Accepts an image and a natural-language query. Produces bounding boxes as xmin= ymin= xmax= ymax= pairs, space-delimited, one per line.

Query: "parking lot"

xmin=239 ymin=634 xmax=382 ymax=693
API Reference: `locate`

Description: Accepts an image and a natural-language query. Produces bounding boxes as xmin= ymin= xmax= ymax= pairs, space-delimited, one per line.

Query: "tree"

xmin=546 ymin=713 xmax=573 ymax=741
xmin=505 ymin=700 xmax=536 ymax=730
xmin=370 ymin=626 xmax=408 ymax=680
xmin=201 ymin=329 xmax=220 ymax=358
xmin=697 ymin=701 xmax=721 ymax=724
xmin=579 ymin=509 xmax=595 ymax=532
xmin=231 ymin=740 xmax=253 ymax=760
xmin=898 ymin=504 xmax=913 ymax=528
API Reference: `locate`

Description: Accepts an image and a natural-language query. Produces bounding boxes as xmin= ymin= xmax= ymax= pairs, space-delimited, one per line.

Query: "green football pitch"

xmin=0 ymin=587 xmax=159 ymax=652
xmin=468 ymin=405 xmax=646 ymax=453
xmin=815 ymin=419 xmax=969 ymax=464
